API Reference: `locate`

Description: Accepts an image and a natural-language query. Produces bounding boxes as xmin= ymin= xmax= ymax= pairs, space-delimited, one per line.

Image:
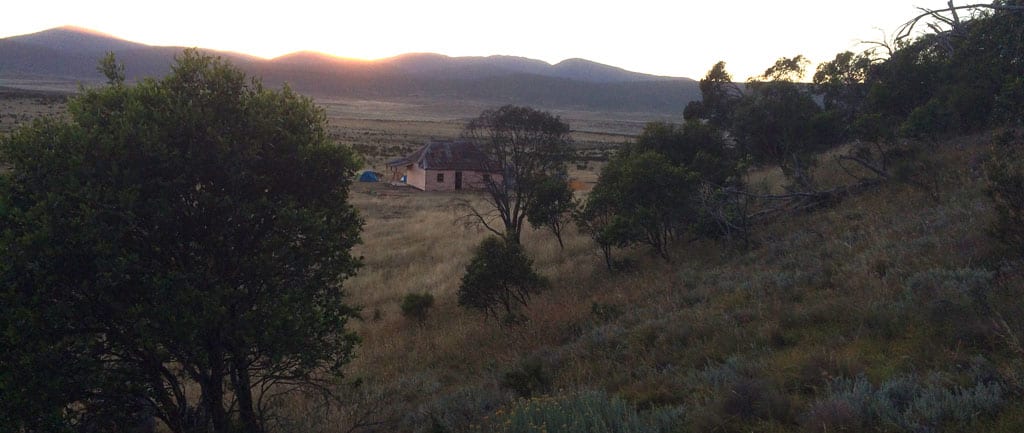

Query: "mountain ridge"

xmin=0 ymin=26 xmax=700 ymax=114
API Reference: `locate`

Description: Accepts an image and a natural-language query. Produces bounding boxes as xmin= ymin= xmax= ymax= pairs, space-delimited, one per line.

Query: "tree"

xmin=0 ymin=50 xmax=363 ymax=433
xmin=573 ymin=194 xmax=638 ymax=271
xmin=733 ymin=56 xmax=823 ymax=189
xmin=813 ymin=51 xmax=872 ymax=127
xmin=461 ymin=105 xmax=572 ymax=244
xmin=579 ymin=149 xmax=697 ymax=262
xmin=631 ymin=121 xmax=750 ymax=241
xmin=525 ymin=175 xmax=574 ymax=249
xmin=458 ymin=237 xmax=547 ymax=322
xmin=97 ymin=51 xmax=125 ymax=85
xmin=634 ymin=120 xmax=737 ymax=186
xmin=686 ymin=61 xmax=743 ymax=127
xmin=400 ymin=292 xmax=436 ymax=324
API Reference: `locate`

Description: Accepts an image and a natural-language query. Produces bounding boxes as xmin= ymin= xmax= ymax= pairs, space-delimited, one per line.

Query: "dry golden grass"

xmin=0 ymin=89 xmax=69 ymax=134
xmin=344 ymin=182 xmax=606 ymax=382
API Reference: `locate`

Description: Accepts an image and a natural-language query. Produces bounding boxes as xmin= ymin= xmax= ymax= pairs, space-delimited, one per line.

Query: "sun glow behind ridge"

xmin=4 ymin=0 xmax=934 ymax=79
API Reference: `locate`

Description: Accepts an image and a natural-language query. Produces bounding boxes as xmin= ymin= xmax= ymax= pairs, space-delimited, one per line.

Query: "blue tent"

xmin=358 ymin=171 xmax=381 ymax=182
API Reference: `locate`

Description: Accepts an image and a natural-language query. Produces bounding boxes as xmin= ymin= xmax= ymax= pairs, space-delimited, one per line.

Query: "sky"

xmin=1 ymin=0 xmax=943 ymax=80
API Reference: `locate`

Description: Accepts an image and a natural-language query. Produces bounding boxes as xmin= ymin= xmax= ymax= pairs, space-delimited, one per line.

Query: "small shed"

xmin=386 ymin=140 xmax=501 ymax=191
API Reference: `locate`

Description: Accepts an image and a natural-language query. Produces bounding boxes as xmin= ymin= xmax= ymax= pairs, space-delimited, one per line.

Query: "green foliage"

xmin=633 ymin=120 xmax=737 ymax=186
xmin=0 ymin=50 xmax=362 ymax=433
xmin=859 ymin=7 xmax=1024 ymax=140
xmin=813 ymin=51 xmax=871 ymax=118
xmin=633 ymin=121 xmax=750 ymax=241
xmin=985 ymin=131 xmax=1024 ymax=258
xmin=862 ymin=36 xmax=943 ymax=131
xmin=758 ymin=55 xmax=811 ymax=82
xmin=573 ymin=194 xmax=639 ymax=271
xmin=463 ymin=105 xmax=572 ymax=244
xmin=582 ymin=149 xmax=696 ymax=261
xmin=693 ymin=61 xmax=743 ymax=128
xmin=576 ymin=119 xmax=748 ymax=267
xmin=733 ymin=78 xmax=822 ymax=187
xmin=458 ymin=237 xmax=547 ymax=322
xmin=525 ymin=175 xmax=574 ymax=249
xmin=97 ymin=51 xmax=125 ymax=85
xmin=478 ymin=390 xmax=682 ymax=433
xmin=992 ymin=77 xmax=1024 ymax=126
xmin=401 ymin=292 xmax=436 ymax=324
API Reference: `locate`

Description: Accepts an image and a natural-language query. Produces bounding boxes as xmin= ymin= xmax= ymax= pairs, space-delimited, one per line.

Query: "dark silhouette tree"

xmin=461 ymin=105 xmax=572 ymax=245
xmin=401 ymin=292 xmax=436 ymax=324
xmin=686 ymin=61 xmax=743 ymax=128
xmin=0 ymin=50 xmax=363 ymax=433
xmin=733 ymin=56 xmax=823 ymax=189
xmin=458 ymin=237 xmax=547 ymax=323
xmin=814 ymin=51 xmax=872 ymax=128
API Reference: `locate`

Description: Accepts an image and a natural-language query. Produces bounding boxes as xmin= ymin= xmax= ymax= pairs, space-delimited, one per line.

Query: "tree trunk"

xmin=231 ymin=355 xmax=261 ymax=433
xmin=202 ymin=348 xmax=229 ymax=433
xmin=552 ymin=224 xmax=564 ymax=249
xmin=601 ymin=245 xmax=614 ymax=271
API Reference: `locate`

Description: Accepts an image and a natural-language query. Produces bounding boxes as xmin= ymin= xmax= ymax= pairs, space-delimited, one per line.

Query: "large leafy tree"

xmin=0 ymin=50 xmax=363 ymax=433
xmin=732 ymin=55 xmax=824 ymax=189
xmin=633 ymin=120 xmax=737 ymax=186
xmin=580 ymin=148 xmax=697 ymax=262
xmin=813 ymin=51 xmax=872 ymax=127
xmin=461 ymin=105 xmax=572 ymax=244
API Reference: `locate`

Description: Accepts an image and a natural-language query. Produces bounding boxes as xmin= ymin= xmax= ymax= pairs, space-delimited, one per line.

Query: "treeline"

xmin=571 ymin=1 xmax=1024 ymax=269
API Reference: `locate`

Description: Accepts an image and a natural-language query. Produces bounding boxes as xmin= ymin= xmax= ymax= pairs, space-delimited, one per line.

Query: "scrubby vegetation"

xmin=2 ymin=3 xmax=1023 ymax=433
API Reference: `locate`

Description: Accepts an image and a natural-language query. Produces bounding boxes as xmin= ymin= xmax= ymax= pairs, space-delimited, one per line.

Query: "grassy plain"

xmin=317 ymin=97 xmax=665 ymax=171
xmin=0 ymin=87 xmax=69 ymax=134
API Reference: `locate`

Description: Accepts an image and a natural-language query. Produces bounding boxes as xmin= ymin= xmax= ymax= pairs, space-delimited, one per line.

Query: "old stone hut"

xmin=386 ymin=140 xmax=500 ymax=191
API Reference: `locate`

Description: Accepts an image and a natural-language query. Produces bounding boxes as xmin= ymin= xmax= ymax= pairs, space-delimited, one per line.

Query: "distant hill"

xmin=0 ymin=26 xmax=700 ymax=114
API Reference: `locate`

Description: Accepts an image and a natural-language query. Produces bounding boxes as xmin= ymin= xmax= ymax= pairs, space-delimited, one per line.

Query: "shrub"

xmin=985 ymin=130 xmax=1024 ymax=258
xmin=477 ymin=390 xmax=682 ymax=433
xmin=591 ymin=302 xmax=625 ymax=323
xmin=457 ymin=237 xmax=547 ymax=322
xmin=905 ymin=267 xmax=995 ymax=347
xmin=405 ymin=385 xmax=509 ymax=433
xmin=802 ymin=375 xmax=1005 ymax=432
xmin=501 ymin=358 xmax=552 ymax=398
xmin=401 ymin=292 xmax=436 ymax=324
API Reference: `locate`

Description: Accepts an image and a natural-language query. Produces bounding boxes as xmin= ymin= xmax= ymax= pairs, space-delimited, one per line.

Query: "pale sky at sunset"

xmin=2 ymin=0 xmax=943 ymax=80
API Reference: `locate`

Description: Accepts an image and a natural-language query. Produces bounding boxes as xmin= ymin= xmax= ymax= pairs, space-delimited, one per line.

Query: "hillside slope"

xmin=332 ymin=132 xmax=1024 ymax=433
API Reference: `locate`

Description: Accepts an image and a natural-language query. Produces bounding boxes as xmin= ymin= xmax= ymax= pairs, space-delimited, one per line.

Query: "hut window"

xmin=482 ymin=174 xmax=491 ymax=182
xmin=437 ymin=173 xmax=445 ymax=182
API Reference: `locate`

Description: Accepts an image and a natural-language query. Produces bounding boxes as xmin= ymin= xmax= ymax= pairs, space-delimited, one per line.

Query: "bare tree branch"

xmin=896 ymin=1 xmax=1024 ymax=43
